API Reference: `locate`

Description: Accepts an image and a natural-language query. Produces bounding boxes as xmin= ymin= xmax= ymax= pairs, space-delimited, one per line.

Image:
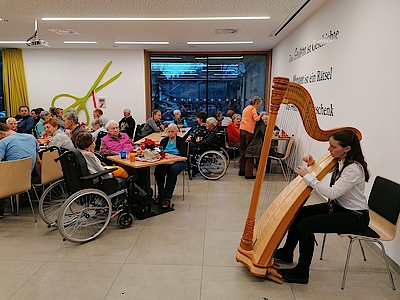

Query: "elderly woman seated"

xmin=154 ymin=123 xmax=187 ymax=208
xmin=227 ymin=114 xmax=241 ymax=148
xmin=44 ymin=118 xmax=75 ymax=151
xmin=173 ymin=109 xmax=188 ymax=128
xmin=91 ymin=118 xmax=107 ymax=139
xmin=99 ymin=120 xmax=134 ymax=156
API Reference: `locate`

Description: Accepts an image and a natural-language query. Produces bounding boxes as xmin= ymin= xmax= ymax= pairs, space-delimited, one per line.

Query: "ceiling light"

xmin=42 ymin=16 xmax=270 ymax=21
xmin=0 ymin=41 xmax=27 ymax=44
xmin=64 ymin=41 xmax=97 ymax=44
xmin=195 ymin=56 xmax=244 ymax=60
xmin=187 ymin=41 xmax=253 ymax=45
xmin=151 ymin=57 xmax=182 ymax=60
xmin=115 ymin=41 xmax=169 ymax=45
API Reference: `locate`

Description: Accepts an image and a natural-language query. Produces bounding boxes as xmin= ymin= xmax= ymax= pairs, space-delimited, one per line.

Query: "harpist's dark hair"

xmin=331 ymin=129 xmax=369 ymax=182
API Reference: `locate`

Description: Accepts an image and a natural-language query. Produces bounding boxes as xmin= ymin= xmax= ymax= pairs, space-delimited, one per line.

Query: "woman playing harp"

xmin=236 ymin=76 xmax=365 ymax=284
xmin=275 ymin=129 xmax=370 ymax=284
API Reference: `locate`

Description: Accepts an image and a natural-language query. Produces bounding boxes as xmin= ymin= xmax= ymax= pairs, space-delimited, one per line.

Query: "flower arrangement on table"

xmin=136 ymin=138 xmax=165 ymax=161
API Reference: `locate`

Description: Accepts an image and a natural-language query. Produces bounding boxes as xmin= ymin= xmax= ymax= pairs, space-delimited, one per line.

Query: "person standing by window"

xmin=238 ymin=96 xmax=262 ymax=179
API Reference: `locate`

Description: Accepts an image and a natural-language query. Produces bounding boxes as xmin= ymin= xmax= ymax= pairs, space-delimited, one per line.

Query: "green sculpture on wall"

xmin=51 ymin=61 xmax=122 ymax=125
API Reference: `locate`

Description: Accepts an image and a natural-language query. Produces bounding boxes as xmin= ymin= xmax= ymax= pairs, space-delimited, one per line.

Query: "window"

xmin=150 ymin=53 xmax=267 ymax=127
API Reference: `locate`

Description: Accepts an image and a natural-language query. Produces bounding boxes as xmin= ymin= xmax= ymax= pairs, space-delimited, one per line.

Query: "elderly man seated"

xmin=99 ymin=120 xmax=134 ymax=156
xmin=0 ymin=122 xmax=41 ymax=218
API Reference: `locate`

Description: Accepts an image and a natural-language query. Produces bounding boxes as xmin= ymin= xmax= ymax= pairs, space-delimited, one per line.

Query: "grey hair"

xmin=250 ymin=96 xmax=262 ymax=106
xmin=91 ymin=118 xmax=104 ymax=127
xmin=39 ymin=111 xmax=51 ymax=120
xmin=167 ymin=123 xmax=178 ymax=132
xmin=173 ymin=110 xmax=181 ymax=115
xmin=105 ymin=120 xmax=119 ymax=130
xmin=6 ymin=117 xmax=16 ymax=124
xmin=123 ymin=109 xmax=131 ymax=113
xmin=232 ymin=114 xmax=241 ymax=121
xmin=206 ymin=117 xmax=218 ymax=127
xmin=63 ymin=111 xmax=79 ymax=124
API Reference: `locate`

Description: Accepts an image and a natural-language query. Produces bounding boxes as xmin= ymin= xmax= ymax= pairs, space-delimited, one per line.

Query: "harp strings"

xmin=255 ymin=102 xmax=328 ymax=240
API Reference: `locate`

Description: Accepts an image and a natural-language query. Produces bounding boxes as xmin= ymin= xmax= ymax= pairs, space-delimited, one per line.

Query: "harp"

xmin=236 ymin=76 xmax=362 ymax=283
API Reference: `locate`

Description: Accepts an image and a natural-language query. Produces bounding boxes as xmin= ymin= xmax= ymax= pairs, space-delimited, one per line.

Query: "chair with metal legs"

xmin=319 ymin=176 xmax=400 ymax=290
xmin=0 ymin=157 xmax=37 ymax=222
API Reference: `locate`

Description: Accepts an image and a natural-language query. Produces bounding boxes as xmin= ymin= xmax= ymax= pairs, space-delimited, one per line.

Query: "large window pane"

xmin=150 ymin=54 xmax=266 ymax=127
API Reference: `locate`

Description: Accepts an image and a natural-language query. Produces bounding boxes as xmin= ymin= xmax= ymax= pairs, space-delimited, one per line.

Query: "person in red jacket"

xmin=227 ymin=114 xmax=241 ymax=147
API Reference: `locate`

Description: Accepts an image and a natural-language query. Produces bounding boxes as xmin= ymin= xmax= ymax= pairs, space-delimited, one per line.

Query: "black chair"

xmin=319 ymin=176 xmax=400 ymax=290
xmin=94 ymin=130 xmax=108 ymax=151
xmin=133 ymin=123 xmax=145 ymax=142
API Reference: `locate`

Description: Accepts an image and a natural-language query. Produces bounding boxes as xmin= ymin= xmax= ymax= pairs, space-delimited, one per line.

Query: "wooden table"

xmin=135 ymin=128 xmax=191 ymax=144
xmin=107 ymin=153 xmax=187 ymax=169
xmin=107 ymin=153 xmax=187 ymax=194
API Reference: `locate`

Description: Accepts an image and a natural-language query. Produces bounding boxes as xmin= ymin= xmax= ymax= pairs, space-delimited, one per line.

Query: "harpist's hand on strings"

xmin=295 ymin=166 xmax=309 ymax=177
xmin=302 ymin=155 xmax=315 ymax=166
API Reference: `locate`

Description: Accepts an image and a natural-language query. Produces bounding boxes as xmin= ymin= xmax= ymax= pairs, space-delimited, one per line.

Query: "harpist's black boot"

xmin=278 ymin=265 xmax=309 ymax=284
xmin=274 ymin=248 xmax=294 ymax=264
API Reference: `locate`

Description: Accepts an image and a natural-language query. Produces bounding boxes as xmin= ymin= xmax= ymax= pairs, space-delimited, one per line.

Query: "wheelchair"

xmin=39 ymin=148 xmax=147 ymax=243
xmin=188 ymin=131 xmax=229 ymax=180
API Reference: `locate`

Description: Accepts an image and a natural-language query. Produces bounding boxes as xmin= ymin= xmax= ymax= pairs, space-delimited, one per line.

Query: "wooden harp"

xmin=236 ymin=76 xmax=362 ymax=283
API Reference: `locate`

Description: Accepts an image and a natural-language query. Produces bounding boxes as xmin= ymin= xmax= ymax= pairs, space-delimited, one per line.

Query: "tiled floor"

xmin=0 ymin=164 xmax=399 ymax=300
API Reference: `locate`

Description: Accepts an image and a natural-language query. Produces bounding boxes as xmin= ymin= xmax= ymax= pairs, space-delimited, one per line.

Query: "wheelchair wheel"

xmin=39 ymin=179 xmax=69 ymax=226
xmin=117 ymin=212 xmax=134 ymax=229
xmin=219 ymin=148 xmax=230 ymax=167
xmin=198 ymin=150 xmax=228 ymax=180
xmin=57 ymin=189 xmax=112 ymax=243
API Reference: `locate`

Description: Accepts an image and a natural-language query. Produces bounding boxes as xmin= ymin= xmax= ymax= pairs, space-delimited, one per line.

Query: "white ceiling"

xmin=0 ymin=0 xmax=328 ymax=51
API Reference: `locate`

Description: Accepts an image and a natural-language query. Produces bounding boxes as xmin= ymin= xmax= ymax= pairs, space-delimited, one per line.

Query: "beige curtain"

xmin=2 ymin=48 xmax=29 ymax=117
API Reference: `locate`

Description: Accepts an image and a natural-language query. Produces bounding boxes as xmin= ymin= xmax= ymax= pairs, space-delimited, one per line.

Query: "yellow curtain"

xmin=2 ymin=49 xmax=29 ymax=117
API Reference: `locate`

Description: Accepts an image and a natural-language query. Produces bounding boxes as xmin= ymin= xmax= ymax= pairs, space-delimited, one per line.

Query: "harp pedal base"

xmin=236 ymin=252 xmax=283 ymax=284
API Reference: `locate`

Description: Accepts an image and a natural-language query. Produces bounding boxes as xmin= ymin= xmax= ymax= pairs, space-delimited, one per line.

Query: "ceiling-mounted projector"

xmin=27 ymin=19 xmax=49 ymax=47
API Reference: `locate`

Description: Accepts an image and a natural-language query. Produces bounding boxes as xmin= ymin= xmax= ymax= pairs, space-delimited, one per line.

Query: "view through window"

xmin=150 ymin=54 xmax=267 ymax=127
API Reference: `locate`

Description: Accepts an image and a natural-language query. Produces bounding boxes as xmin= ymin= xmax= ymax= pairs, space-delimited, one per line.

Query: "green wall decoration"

xmin=51 ymin=61 xmax=122 ymax=125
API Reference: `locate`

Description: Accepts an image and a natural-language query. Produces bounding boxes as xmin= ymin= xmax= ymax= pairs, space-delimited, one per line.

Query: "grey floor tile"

xmin=0 ymin=164 xmax=399 ymax=300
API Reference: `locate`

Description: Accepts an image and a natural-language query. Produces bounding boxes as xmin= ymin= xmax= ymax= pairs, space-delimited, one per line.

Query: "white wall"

xmin=23 ymin=49 xmax=146 ymax=125
xmin=272 ymin=0 xmax=400 ymax=264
